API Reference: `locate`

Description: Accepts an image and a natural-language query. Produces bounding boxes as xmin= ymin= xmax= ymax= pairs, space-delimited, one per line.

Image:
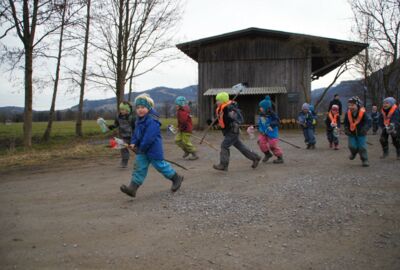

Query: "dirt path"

xmin=1 ymin=131 xmax=399 ymax=269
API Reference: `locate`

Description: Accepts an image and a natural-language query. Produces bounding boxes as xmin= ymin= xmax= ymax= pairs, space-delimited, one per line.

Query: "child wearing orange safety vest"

xmin=325 ymin=104 xmax=341 ymax=150
xmin=378 ymin=97 xmax=400 ymax=159
xmin=344 ymin=96 xmax=371 ymax=167
xmin=212 ymin=92 xmax=261 ymax=171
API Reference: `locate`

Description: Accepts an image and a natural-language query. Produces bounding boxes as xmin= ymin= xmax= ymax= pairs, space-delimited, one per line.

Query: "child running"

xmin=257 ymin=96 xmax=284 ymax=163
xmin=175 ymin=96 xmax=198 ymax=160
xmin=120 ymin=94 xmax=184 ymax=197
xmin=325 ymin=104 xmax=341 ymax=150
xmin=108 ymin=101 xmax=136 ymax=168
xmin=212 ymin=92 xmax=261 ymax=171
xmin=378 ymin=97 xmax=400 ymax=159
xmin=298 ymin=103 xmax=317 ymax=149
xmin=371 ymin=105 xmax=380 ymax=135
xmin=344 ymin=96 xmax=371 ymax=167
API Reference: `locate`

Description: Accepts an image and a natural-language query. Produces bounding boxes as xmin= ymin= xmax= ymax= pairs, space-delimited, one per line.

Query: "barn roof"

xmin=176 ymin=27 xmax=368 ymax=79
xmin=203 ymin=86 xmax=287 ymax=96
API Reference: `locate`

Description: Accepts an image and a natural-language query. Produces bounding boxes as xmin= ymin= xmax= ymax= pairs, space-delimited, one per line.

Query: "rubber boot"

xmin=349 ymin=148 xmax=357 ymax=160
xmin=251 ymin=155 xmax=261 ymax=169
xmin=188 ymin=152 xmax=199 ymax=160
xmin=306 ymin=144 xmax=311 ymax=149
xmin=273 ymin=156 xmax=284 ymax=164
xmin=182 ymin=152 xmax=190 ymax=159
xmin=262 ymin=151 xmax=273 ymax=163
xmin=120 ymin=182 xmax=139 ymax=197
xmin=213 ymin=164 xmax=228 ymax=171
xmin=334 ymin=143 xmax=339 ymax=150
xmin=329 ymin=142 xmax=333 ymax=149
xmin=359 ymin=148 xmax=369 ymax=167
xmin=362 ymin=160 xmax=370 ymax=167
xmin=170 ymin=173 xmax=184 ymax=192
xmin=380 ymin=151 xmax=389 ymax=159
xmin=310 ymin=144 xmax=316 ymax=150
xmin=120 ymin=159 xmax=128 ymax=168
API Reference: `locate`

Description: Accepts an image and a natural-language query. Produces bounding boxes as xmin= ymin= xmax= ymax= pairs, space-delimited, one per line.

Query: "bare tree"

xmin=313 ymin=62 xmax=349 ymax=111
xmin=90 ymin=0 xmax=182 ymax=109
xmin=349 ymin=0 xmax=400 ymax=98
xmin=43 ymin=0 xmax=68 ymax=141
xmin=0 ymin=0 xmax=57 ymax=147
xmin=161 ymin=99 xmax=173 ymax=118
xmin=75 ymin=0 xmax=92 ymax=137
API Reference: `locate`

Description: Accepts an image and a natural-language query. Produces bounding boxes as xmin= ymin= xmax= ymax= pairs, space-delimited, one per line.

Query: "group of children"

xmin=297 ymin=95 xmax=400 ymax=167
xmin=109 ymin=91 xmax=399 ymax=199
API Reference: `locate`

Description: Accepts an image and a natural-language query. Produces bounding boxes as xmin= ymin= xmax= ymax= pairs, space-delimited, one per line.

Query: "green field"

xmin=0 ymin=118 xmax=196 ymax=169
xmin=0 ymin=118 xmax=195 ymax=152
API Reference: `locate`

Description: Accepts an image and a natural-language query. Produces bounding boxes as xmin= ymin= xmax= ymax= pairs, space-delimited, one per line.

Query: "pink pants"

xmin=258 ymin=134 xmax=283 ymax=157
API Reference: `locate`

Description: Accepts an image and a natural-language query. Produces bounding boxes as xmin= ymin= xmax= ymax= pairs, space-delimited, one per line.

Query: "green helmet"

xmin=216 ymin=92 xmax=229 ymax=103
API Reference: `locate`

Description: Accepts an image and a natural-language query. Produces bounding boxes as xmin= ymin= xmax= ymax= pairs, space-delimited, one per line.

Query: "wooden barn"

xmin=176 ymin=27 xmax=368 ymax=128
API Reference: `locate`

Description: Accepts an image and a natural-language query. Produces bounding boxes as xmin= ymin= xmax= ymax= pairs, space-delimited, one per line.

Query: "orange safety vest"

xmin=216 ymin=101 xmax=233 ymax=129
xmin=328 ymin=111 xmax=339 ymax=125
xmin=347 ymin=107 xmax=366 ymax=132
xmin=381 ymin=105 xmax=398 ymax=126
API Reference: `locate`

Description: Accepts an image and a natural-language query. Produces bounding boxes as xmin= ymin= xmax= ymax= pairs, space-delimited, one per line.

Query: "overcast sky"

xmin=0 ymin=0 xmax=361 ymax=110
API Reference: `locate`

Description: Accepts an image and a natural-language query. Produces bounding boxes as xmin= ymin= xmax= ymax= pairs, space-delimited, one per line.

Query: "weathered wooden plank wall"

xmin=197 ymin=37 xmax=311 ymax=128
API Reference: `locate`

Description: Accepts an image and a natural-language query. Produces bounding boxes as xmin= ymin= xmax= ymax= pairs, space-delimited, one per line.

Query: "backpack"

xmin=227 ymin=102 xmax=244 ymax=124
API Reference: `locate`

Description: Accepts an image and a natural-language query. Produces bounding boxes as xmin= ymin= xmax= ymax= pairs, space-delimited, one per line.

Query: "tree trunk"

xmin=23 ymin=45 xmax=33 ymax=148
xmin=43 ymin=1 xmax=66 ymax=141
xmin=76 ymin=0 xmax=91 ymax=137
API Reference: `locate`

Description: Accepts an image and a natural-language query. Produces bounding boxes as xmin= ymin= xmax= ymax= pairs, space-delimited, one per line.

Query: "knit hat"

xmin=259 ymin=95 xmax=272 ymax=111
xmin=331 ymin=105 xmax=339 ymax=112
xmin=383 ymin=97 xmax=396 ymax=106
xmin=119 ymin=102 xmax=131 ymax=113
xmin=175 ymin=96 xmax=187 ymax=106
xmin=135 ymin=94 xmax=154 ymax=109
xmin=302 ymin=103 xmax=310 ymax=110
xmin=216 ymin=92 xmax=229 ymax=103
xmin=348 ymin=96 xmax=362 ymax=107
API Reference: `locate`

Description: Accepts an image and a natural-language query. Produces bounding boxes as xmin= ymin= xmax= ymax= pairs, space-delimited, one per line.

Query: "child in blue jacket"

xmin=257 ymin=96 xmax=283 ymax=163
xmin=298 ymin=103 xmax=317 ymax=149
xmin=120 ymin=94 xmax=184 ymax=198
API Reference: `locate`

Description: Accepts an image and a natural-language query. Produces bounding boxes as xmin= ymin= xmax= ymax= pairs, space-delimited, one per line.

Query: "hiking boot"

xmin=262 ymin=151 xmax=273 ymax=163
xmin=213 ymin=164 xmax=228 ymax=171
xmin=334 ymin=144 xmax=339 ymax=150
xmin=119 ymin=159 xmax=128 ymax=168
xmin=349 ymin=153 xmax=357 ymax=160
xmin=310 ymin=144 xmax=316 ymax=150
xmin=251 ymin=155 xmax=261 ymax=169
xmin=182 ymin=152 xmax=190 ymax=159
xmin=380 ymin=152 xmax=388 ymax=159
xmin=306 ymin=144 xmax=311 ymax=149
xmin=170 ymin=173 xmax=184 ymax=192
xmin=273 ymin=156 xmax=284 ymax=164
xmin=188 ymin=152 xmax=199 ymax=160
xmin=361 ymin=160 xmax=369 ymax=167
xmin=120 ymin=182 xmax=139 ymax=197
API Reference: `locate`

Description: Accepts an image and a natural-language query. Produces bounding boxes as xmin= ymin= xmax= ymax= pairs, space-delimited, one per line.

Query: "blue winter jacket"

xmin=378 ymin=107 xmax=400 ymax=129
xmin=131 ymin=109 xmax=164 ymax=160
xmin=258 ymin=112 xmax=280 ymax=139
xmin=298 ymin=111 xmax=316 ymax=129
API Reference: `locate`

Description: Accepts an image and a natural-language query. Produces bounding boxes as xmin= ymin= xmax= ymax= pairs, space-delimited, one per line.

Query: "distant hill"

xmin=311 ymin=80 xmax=366 ymax=112
xmin=70 ymin=85 xmax=198 ymax=112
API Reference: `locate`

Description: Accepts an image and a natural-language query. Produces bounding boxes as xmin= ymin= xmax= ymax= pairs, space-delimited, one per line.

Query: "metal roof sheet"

xmin=203 ymin=87 xmax=287 ymax=96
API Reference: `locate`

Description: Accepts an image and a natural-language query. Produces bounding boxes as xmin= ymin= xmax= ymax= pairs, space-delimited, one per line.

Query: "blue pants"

xmin=131 ymin=154 xmax=176 ymax=185
xmin=348 ymin=135 xmax=368 ymax=161
xmin=302 ymin=127 xmax=316 ymax=145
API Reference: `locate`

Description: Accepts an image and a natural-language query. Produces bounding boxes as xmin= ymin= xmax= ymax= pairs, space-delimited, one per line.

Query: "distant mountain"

xmin=311 ymin=80 xmax=367 ymax=112
xmin=0 ymin=106 xmax=26 ymax=114
xmin=70 ymin=85 xmax=198 ymax=112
